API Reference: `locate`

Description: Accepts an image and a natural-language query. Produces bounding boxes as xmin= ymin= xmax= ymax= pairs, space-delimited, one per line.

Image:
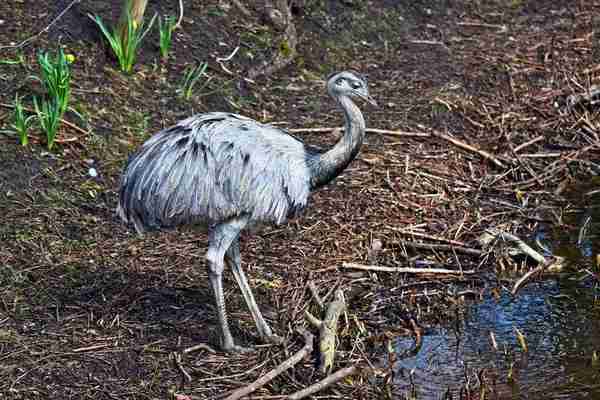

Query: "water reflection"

xmin=394 ymin=280 xmax=600 ymax=399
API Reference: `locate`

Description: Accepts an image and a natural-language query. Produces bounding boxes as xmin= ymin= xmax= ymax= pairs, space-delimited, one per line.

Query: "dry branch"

xmin=0 ymin=0 xmax=81 ymax=50
xmin=223 ymin=328 xmax=314 ymax=400
xmin=341 ymin=262 xmax=475 ymax=275
xmin=288 ymin=127 xmax=431 ymax=139
xmin=511 ymin=265 xmax=544 ymax=295
xmin=182 ymin=343 xmax=216 ymax=354
xmin=287 ymin=365 xmax=359 ymax=400
xmin=305 ymin=289 xmax=346 ymax=373
xmin=71 ymin=343 xmax=111 ymax=352
xmin=478 ymin=229 xmax=566 ymax=294
xmin=307 ymin=280 xmax=324 ymax=309
xmin=479 ymin=229 xmax=546 ymax=264
xmin=173 ymin=352 xmax=192 ymax=383
xmin=514 ymin=135 xmax=544 ymax=152
xmin=174 ymin=0 xmax=185 ymax=29
xmin=432 ymin=130 xmax=506 ymax=169
xmin=398 ymin=240 xmax=483 ymax=256
xmin=388 ymin=228 xmax=467 ymax=246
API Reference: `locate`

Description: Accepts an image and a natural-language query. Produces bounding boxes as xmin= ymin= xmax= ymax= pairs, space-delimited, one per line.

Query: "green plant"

xmin=158 ymin=15 xmax=177 ymax=60
xmin=11 ymin=95 xmax=35 ymax=146
xmin=89 ymin=6 xmax=156 ymax=74
xmin=178 ymin=62 xmax=209 ymax=100
xmin=35 ymin=49 xmax=72 ymax=115
xmin=33 ymin=97 xmax=62 ymax=150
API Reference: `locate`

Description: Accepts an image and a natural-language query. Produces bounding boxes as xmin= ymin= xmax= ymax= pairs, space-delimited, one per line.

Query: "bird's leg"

xmin=206 ymin=217 xmax=249 ymax=353
xmin=226 ymin=239 xmax=284 ymax=345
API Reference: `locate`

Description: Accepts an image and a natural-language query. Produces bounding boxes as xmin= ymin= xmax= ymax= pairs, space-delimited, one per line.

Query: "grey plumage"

xmin=117 ymin=113 xmax=312 ymax=232
xmin=117 ymin=71 xmax=375 ymax=352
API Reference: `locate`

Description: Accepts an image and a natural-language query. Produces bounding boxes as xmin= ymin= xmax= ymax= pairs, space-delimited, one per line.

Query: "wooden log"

xmin=305 ymin=289 xmax=346 ymax=373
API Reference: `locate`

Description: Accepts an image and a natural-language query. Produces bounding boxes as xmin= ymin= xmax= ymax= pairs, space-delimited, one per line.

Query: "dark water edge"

xmin=393 ymin=279 xmax=599 ymax=399
xmin=392 ymin=186 xmax=600 ymax=399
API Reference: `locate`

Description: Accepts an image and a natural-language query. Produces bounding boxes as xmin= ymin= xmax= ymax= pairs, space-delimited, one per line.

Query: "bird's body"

xmin=117 ymin=112 xmax=313 ymax=232
xmin=118 ymin=71 xmax=375 ymax=352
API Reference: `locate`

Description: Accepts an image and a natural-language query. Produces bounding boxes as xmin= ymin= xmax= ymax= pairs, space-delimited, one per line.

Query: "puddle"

xmin=393 ymin=280 xmax=600 ymax=399
xmin=393 ymin=192 xmax=600 ymax=399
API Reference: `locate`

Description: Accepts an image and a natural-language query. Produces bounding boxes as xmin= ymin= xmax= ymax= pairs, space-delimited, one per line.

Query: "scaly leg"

xmin=226 ymin=239 xmax=283 ymax=345
xmin=206 ymin=216 xmax=249 ymax=353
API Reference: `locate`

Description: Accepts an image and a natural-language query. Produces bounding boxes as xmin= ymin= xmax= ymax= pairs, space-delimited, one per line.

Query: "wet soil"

xmin=0 ymin=1 xmax=599 ymax=399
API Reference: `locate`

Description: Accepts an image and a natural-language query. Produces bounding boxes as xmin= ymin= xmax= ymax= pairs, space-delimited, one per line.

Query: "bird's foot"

xmin=222 ymin=342 xmax=253 ymax=353
xmin=262 ymin=333 xmax=284 ymax=345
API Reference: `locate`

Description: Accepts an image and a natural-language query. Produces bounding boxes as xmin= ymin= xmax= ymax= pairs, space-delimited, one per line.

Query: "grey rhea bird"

xmin=117 ymin=70 xmax=376 ymax=352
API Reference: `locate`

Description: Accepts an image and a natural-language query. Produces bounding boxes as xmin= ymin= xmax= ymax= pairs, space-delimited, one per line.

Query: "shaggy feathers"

xmin=117 ymin=112 xmax=314 ymax=233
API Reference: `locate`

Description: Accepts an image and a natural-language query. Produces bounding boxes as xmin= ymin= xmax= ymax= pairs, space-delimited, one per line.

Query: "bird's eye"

xmin=335 ymin=78 xmax=344 ymax=86
xmin=351 ymin=81 xmax=362 ymax=89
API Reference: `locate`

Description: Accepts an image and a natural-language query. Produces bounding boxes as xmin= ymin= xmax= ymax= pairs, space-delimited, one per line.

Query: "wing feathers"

xmin=117 ymin=113 xmax=311 ymax=232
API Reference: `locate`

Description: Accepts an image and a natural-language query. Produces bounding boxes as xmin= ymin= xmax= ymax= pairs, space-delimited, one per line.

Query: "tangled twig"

xmin=0 ymin=0 xmax=81 ymax=51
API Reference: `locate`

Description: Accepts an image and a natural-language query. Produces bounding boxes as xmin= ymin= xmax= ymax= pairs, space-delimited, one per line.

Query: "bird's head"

xmin=326 ymin=70 xmax=377 ymax=106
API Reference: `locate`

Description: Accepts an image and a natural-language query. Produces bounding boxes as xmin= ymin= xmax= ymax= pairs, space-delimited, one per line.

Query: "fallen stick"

xmin=410 ymin=40 xmax=450 ymax=52
xmin=480 ymin=229 xmax=546 ymax=264
xmin=288 ymin=126 xmax=431 ymax=139
xmin=511 ymin=265 xmax=544 ymax=295
xmin=71 ymin=343 xmax=111 ymax=352
xmin=478 ymin=228 xmax=564 ymax=294
xmin=0 ymin=0 xmax=81 ymax=50
xmin=513 ymin=135 xmax=544 ymax=152
xmin=173 ymin=352 xmax=192 ymax=383
xmin=398 ymin=240 xmax=483 ymax=256
xmin=388 ymin=228 xmax=467 ymax=246
xmin=432 ymin=130 xmax=506 ymax=169
xmin=223 ymin=328 xmax=314 ymax=400
xmin=307 ymin=280 xmax=324 ymax=309
xmin=174 ymin=0 xmax=185 ymax=29
xmin=457 ymin=21 xmax=508 ymax=32
xmin=341 ymin=262 xmax=475 ymax=275
xmin=305 ymin=289 xmax=346 ymax=373
xmin=182 ymin=343 xmax=216 ymax=354
xmin=287 ymin=365 xmax=359 ymax=400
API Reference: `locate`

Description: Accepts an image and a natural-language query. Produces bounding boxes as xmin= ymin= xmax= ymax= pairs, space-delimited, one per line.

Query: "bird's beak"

xmin=358 ymin=93 xmax=378 ymax=107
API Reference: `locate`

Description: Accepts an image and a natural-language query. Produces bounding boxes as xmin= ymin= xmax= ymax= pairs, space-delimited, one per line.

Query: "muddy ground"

xmin=0 ymin=1 xmax=599 ymax=399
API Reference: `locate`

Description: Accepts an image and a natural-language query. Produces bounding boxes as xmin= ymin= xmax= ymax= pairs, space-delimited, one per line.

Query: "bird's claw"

xmin=263 ymin=334 xmax=284 ymax=345
xmin=222 ymin=343 xmax=253 ymax=353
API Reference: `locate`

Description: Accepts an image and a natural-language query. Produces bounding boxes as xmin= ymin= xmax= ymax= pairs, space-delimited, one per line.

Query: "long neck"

xmin=309 ymin=96 xmax=365 ymax=190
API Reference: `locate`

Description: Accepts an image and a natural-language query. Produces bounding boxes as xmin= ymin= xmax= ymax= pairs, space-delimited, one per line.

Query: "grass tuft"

xmin=89 ymin=5 xmax=156 ymax=74
xmin=178 ymin=62 xmax=209 ymax=100
xmin=35 ymin=49 xmax=72 ymax=115
xmin=158 ymin=15 xmax=177 ymax=60
xmin=33 ymin=96 xmax=62 ymax=150
xmin=11 ymin=94 xmax=35 ymax=146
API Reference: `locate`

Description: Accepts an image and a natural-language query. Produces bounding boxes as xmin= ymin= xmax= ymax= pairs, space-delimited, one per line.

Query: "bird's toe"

xmin=263 ymin=334 xmax=284 ymax=345
xmin=223 ymin=343 xmax=253 ymax=353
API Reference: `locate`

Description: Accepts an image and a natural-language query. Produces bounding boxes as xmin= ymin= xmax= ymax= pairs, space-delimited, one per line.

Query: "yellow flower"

xmin=132 ymin=20 xmax=138 ymax=30
xmin=65 ymin=54 xmax=75 ymax=63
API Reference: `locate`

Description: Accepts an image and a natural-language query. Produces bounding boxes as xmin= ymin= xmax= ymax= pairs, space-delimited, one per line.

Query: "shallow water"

xmin=393 ymin=198 xmax=600 ymax=399
xmin=394 ymin=280 xmax=600 ymax=399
